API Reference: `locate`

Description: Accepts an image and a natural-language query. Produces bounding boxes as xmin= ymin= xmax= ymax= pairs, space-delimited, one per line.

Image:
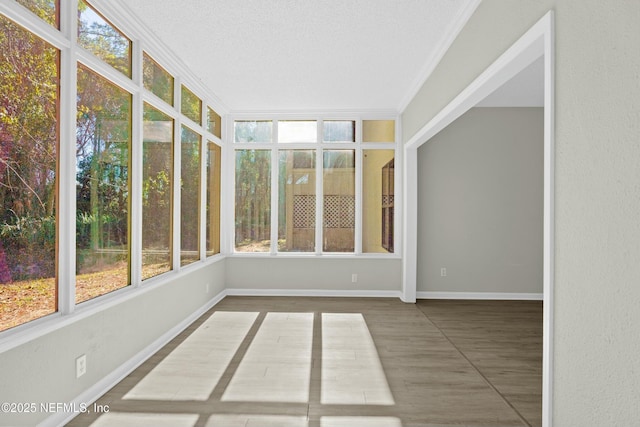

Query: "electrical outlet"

xmin=440 ymin=268 xmax=447 ymax=277
xmin=76 ymin=354 xmax=87 ymax=378
xmin=206 ymin=282 xmax=210 ymax=293
xmin=351 ymin=274 xmax=358 ymax=283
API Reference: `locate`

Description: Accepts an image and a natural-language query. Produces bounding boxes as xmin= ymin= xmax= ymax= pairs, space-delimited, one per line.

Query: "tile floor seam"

xmin=415 ymin=304 xmax=532 ymax=427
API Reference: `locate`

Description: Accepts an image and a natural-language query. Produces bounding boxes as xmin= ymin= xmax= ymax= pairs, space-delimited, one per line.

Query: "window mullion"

xmin=58 ymin=0 xmax=79 ymax=314
xmin=316 ymin=147 xmax=323 ymax=254
xmin=172 ymin=78 xmax=182 ymax=271
xmin=270 ymin=149 xmax=278 ymax=254
xmin=130 ymin=39 xmax=144 ymax=286
xmin=355 ymin=147 xmax=363 ymax=255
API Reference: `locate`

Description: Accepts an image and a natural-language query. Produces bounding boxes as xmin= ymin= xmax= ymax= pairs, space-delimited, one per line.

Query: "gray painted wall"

xmin=403 ymin=1 xmax=640 ymax=424
xmin=417 ymin=107 xmax=543 ymax=294
xmin=0 ymin=261 xmax=226 ymax=426
xmin=226 ymin=257 xmax=401 ymax=293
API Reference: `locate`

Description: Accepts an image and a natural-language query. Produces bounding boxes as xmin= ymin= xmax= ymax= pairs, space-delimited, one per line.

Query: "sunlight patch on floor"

xmin=89 ymin=412 xmax=198 ymax=427
xmin=206 ymin=414 xmax=309 ymax=427
xmin=321 ymin=313 xmax=394 ymax=405
xmin=320 ymin=416 xmax=402 ymax=427
xmin=123 ymin=311 xmax=258 ymax=401
xmin=222 ymin=312 xmax=314 ymax=403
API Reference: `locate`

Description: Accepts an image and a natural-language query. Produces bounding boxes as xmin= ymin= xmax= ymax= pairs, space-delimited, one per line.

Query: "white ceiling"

xmin=119 ymin=0 xmax=476 ymax=113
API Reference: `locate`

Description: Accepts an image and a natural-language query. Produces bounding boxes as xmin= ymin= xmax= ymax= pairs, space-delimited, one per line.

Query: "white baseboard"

xmin=44 ymin=289 xmax=228 ymax=427
xmin=417 ymin=291 xmax=543 ymax=301
xmin=226 ymin=288 xmax=402 ymax=299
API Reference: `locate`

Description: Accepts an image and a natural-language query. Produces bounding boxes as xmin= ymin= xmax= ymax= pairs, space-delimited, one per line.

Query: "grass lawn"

xmin=0 ymin=263 xmax=169 ymax=332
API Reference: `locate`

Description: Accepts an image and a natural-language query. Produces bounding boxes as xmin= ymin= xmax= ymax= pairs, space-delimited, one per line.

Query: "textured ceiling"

xmin=119 ymin=0 xmax=475 ymax=112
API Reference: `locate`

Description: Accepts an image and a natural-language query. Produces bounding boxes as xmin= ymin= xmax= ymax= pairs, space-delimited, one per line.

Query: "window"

xmin=235 ymin=150 xmax=271 ymax=252
xmin=181 ymin=85 xmax=202 ymax=125
xmin=16 ymin=0 xmax=59 ymax=28
xmin=323 ymin=120 xmax=355 ymax=143
xmin=0 ymin=15 xmax=59 ymax=331
xmin=1 ymin=1 xmax=225 ymax=334
xmin=362 ymin=120 xmax=395 ymax=143
xmin=143 ymin=52 xmax=174 ymax=106
xmin=233 ymin=118 xmax=395 ymax=256
xmin=180 ymin=126 xmax=201 ymax=266
xmin=323 ymin=150 xmax=355 ymax=252
xmin=234 ymin=121 xmax=272 ymax=143
xmin=78 ymin=0 xmax=132 ymax=77
xmin=279 ymin=150 xmax=316 ymax=252
xmin=363 ymin=150 xmax=395 ymax=253
xmin=278 ymin=120 xmax=317 ymax=143
xmin=207 ymin=107 xmax=222 ymax=139
xmin=142 ymin=104 xmax=174 ymax=280
xmin=76 ymin=65 xmax=132 ymax=303
xmin=206 ymin=142 xmax=221 ymax=256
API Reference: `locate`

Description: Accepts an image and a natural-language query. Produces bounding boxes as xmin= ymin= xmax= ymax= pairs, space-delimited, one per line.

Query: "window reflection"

xmin=181 ymin=85 xmax=202 ymax=125
xmin=0 ymin=15 xmax=59 ymax=331
xmin=323 ymin=150 xmax=355 ymax=252
xmin=142 ymin=104 xmax=173 ymax=280
xmin=279 ymin=150 xmax=316 ymax=252
xmin=206 ymin=142 xmax=221 ymax=256
xmin=363 ymin=150 xmax=395 ymax=253
xmin=143 ymin=53 xmax=174 ymax=106
xmin=78 ymin=0 xmax=131 ymax=77
xmin=235 ymin=150 xmax=271 ymax=252
xmin=76 ymin=64 xmax=131 ymax=303
xmin=180 ymin=126 xmax=201 ymax=267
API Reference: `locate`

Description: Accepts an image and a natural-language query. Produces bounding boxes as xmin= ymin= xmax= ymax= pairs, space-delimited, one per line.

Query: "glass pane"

xmin=0 ymin=16 xmax=59 ymax=331
xmin=207 ymin=107 xmax=222 ymax=139
xmin=323 ymin=150 xmax=355 ymax=252
xmin=143 ymin=52 xmax=174 ymax=106
xmin=76 ymin=65 xmax=131 ymax=303
xmin=235 ymin=150 xmax=271 ymax=252
xmin=278 ymin=150 xmax=316 ymax=252
xmin=78 ymin=0 xmax=132 ymax=77
xmin=181 ymin=85 xmax=202 ymax=125
xmin=142 ymin=103 xmax=173 ymax=280
xmin=363 ymin=150 xmax=395 ymax=253
xmin=16 ymin=0 xmax=59 ymax=28
xmin=180 ymin=126 xmax=201 ymax=267
xmin=206 ymin=142 xmax=221 ymax=256
xmin=323 ymin=120 xmax=355 ymax=142
xmin=234 ymin=121 xmax=272 ymax=143
xmin=362 ymin=120 xmax=395 ymax=143
xmin=278 ymin=120 xmax=317 ymax=143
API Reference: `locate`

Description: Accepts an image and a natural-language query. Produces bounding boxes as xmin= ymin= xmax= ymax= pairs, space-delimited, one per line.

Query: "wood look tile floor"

xmin=67 ymin=297 xmax=542 ymax=427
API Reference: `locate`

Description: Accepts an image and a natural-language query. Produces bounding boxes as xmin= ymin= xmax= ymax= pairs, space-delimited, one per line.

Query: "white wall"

xmin=417 ymin=107 xmax=543 ymax=295
xmin=403 ymin=0 xmax=640 ymax=424
xmin=0 ymin=261 xmax=226 ymax=426
xmin=226 ymin=258 xmax=401 ymax=294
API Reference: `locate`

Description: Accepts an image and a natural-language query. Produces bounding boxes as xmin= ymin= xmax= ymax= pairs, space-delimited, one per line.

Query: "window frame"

xmin=229 ymin=116 xmax=400 ymax=258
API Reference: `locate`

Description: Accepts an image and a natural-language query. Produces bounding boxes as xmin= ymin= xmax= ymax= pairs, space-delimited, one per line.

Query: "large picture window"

xmin=363 ymin=150 xmax=395 ymax=253
xmin=142 ymin=104 xmax=174 ymax=280
xmin=0 ymin=15 xmax=59 ymax=331
xmin=206 ymin=142 xmax=221 ymax=256
xmin=233 ymin=119 xmax=395 ymax=255
xmin=323 ymin=150 xmax=355 ymax=253
xmin=235 ymin=150 xmax=271 ymax=252
xmin=180 ymin=126 xmax=201 ymax=266
xmin=76 ymin=65 xmax=132 ymax=303
xmin=279 ymin=150 xmax=316 ymax=252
